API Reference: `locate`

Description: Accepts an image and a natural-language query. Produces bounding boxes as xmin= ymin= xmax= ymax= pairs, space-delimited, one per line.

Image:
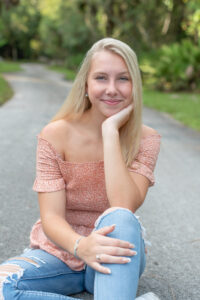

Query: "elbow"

xmin=132 ymin=187 xmax=145 ymax=212
xmin=109 ymin=190 xmax=143 ymax=214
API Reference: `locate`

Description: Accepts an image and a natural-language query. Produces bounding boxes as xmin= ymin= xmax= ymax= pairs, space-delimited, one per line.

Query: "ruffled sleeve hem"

xmin=128 ymin=162 xmax=155 ymax=187
xmin=33 ymin=178 xmax=66 ymax=192
xmin=128 ymin=134 xmax=161 ymax=187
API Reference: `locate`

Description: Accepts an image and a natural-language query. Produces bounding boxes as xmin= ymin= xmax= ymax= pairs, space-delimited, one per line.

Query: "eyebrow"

xmin=93 ymin=71 xmax=130 ymax=75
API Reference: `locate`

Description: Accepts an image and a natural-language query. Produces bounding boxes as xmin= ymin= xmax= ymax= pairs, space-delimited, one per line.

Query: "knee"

xmin=94 ymin=206 xmax=140 ymax=230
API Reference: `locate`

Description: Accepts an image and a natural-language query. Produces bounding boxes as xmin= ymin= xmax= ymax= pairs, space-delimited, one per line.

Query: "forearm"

xmin=42 ymin=214 xmax=82 ymax=255
xmin=103 ymin=129 xmax=141 ymax=212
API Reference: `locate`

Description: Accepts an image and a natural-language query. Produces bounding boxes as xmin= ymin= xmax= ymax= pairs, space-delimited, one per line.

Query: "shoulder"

xmin=140 ymin=125 xmax=161 ymax=154
xmin=141 ymin=124 xmax=160 ymax=139
xmin=39 ymin=119 xmax=70 ymax=153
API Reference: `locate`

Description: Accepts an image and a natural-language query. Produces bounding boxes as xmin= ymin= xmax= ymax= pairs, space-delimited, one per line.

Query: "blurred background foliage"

xmin=0 ymin=0 xmax=200 ymax=92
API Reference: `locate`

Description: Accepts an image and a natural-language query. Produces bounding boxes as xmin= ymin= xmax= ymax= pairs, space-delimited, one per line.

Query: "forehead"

xmin=89 ymin=50 xmax=128 ymax=73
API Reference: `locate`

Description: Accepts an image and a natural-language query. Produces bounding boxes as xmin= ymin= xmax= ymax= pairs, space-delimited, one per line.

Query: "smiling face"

xmin=86 ymin=50 xmax=133 ymax=119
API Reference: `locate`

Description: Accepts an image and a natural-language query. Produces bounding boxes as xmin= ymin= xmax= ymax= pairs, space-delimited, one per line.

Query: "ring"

xmin=96 ymin=254 xmax=101 ymax=261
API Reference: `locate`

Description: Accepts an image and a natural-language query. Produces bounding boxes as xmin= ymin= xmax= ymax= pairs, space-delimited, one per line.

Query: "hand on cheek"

xmin=102 ymin=104 xmax=134 ymax=134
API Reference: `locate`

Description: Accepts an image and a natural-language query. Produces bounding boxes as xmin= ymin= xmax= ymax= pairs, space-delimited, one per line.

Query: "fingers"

xmin=90 ymin=251 xmax=135 ymax=274
xmin=124 ymin=103 xmax=134 ymax=112
xmin=101 ymin=245 xmax=137 ymax=257
xmin=95 ymin=225 xmax=135 ymax=249
xmin=96 ymin=224 xmax=116 ymax=236
xmin=102 ymin=236 xmax=135 ymax=249
xmin=92 ymin=262 xmax=111 ymax=274
xmin=97 ymin=253 xmax=132 ymax=265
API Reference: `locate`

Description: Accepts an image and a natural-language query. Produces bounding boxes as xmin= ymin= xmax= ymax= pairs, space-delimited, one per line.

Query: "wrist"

xmin=74 ymin=236 xmax=85 ymax=259
xmin=102 ymin=124 xmax=119 ymax=139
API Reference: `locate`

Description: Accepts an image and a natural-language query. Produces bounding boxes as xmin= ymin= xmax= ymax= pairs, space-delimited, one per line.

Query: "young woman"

xmin=0 ymin=38 xmax=161 ymax=300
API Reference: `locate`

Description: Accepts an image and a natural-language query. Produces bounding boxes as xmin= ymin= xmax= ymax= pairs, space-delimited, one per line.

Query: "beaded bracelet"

xmin=74 ymin=236 xmax=84 ymax=259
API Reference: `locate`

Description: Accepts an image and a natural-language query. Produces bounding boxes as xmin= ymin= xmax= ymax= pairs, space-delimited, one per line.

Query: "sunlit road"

xmin=0 ymin=64 xmax=199 ymax=300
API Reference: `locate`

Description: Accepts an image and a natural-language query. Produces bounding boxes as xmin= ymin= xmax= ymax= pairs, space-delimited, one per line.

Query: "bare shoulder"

xmin=39 ymin=119 xmax=70 ymax=152
xmin=141 ymin=124 xmax=159 ymax=139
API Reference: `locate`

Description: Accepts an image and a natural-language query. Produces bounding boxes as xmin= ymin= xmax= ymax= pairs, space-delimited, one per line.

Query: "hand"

xmin=102 ymin=104 xmax=134 ymax=134
xmin=77 ymin=224 xmax=137 ymax=274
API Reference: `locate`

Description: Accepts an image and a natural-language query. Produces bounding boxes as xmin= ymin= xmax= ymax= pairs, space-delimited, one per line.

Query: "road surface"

xmin=0 ymin=64 xmax=199 ymax=299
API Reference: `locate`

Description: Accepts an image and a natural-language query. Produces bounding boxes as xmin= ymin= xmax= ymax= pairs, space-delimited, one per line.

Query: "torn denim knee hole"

xmin=26 ymin=256 xmax=46 ymax=265
xmin=0 ymin=264 xmax=24 ymax=300
xmin=7 ymin=257 xmax=40 ymax=268
xmin=93 ymin=207 xmax=150 ymax=248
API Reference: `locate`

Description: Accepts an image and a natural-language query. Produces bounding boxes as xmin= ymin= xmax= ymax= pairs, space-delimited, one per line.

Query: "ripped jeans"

xmin=0 ymin=208 xmax=146 ymax=300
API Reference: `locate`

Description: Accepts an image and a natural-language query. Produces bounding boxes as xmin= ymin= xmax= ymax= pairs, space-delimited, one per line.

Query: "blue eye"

xmin=119 ymin=77 xmax=129 ymax=81
xmin=96 ymin=76 xmax=106 ymax=80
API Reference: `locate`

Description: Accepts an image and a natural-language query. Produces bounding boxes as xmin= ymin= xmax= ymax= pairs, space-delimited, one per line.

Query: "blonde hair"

xmin=51 ymin=38 xmax=143 ymax=166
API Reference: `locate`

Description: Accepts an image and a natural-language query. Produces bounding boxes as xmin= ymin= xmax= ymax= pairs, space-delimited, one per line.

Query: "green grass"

xmin=0 ymin=61 xmax=22 ymax=106
xmin=143 ymin=89 xmax=200 ymax=132
xmin=0 ymin=75 xmax=14 ymax=105
xmin=48 ymin=65 xmax=76 ymax=81
xmin=0 ymin=61 xmax=22 ymax=73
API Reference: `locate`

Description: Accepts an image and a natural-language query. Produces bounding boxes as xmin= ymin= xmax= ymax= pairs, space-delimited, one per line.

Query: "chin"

xmin=103 ymin=107 xmax=123 ymax=118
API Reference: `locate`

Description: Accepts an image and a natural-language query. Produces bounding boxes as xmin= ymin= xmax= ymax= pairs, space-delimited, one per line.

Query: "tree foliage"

xmin=155 ymin=39 xmax=200 ymax=91
xmin=0 ymin=0 xmax=199 ymax=90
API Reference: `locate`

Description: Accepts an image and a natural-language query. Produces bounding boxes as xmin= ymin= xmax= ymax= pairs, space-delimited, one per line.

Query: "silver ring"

xmin=96 ymin=254 xmax=101 ymax=261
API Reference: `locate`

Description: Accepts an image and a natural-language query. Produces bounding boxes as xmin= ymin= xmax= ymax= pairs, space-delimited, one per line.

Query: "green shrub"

xmin=65 ymin=53 xmax=85 ymax=71
xmin=155 ymin=40 xmax=200 ymax=91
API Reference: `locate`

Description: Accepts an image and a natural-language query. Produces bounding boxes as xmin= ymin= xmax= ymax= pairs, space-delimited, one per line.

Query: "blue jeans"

xmin=0 ymin=208 xmax=146 ymax=299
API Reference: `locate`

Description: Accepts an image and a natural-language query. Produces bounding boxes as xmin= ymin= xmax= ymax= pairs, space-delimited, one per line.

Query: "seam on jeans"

xmin=17 ymin=289 xmax=80 ymax=299
xmin=17 ymin=270 xmax=84 ymax=282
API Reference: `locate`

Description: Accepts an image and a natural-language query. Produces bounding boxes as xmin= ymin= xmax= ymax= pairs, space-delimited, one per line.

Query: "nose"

xmin=105 ymin=79 xmax=117 ymax=96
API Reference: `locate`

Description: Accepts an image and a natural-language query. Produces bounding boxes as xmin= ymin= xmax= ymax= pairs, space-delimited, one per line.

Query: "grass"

xmin=0 ymin=61 xmax=22 ymax=106
xmin=0 ymin=61 xmax=22 ymax=73
xmin=0 ymin=75 xmax=14 ymax=105
xmin=143 ymin=89 xmax=200 ymax=132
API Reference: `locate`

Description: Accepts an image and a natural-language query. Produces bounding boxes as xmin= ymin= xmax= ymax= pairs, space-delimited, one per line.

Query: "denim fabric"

xmin=0 ymin=208 xmax=145 ymax=300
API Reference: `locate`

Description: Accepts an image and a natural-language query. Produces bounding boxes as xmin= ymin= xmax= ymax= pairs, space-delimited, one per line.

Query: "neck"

xmin=79 ymin=108 xmax=106 ymax=140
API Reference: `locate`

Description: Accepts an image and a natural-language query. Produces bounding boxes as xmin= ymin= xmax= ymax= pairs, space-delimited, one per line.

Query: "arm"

xmin=38 ymin=189 xmax=82 ymax=255
xmin=39 ymin=189 xmax=134 ymax=274
xmin=35 ymin=123 xmax=136 ymax=275
xmin=102 ymin=105 xmax=149 ymax=213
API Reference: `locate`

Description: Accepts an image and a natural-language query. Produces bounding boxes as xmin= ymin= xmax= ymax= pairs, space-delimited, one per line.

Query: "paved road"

xmin=0 ymin=64 xmax=199 ymax=300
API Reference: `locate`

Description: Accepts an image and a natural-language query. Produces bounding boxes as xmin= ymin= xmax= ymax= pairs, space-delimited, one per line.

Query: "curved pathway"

xmin=0 ymin=64 xmax=199 ymax=300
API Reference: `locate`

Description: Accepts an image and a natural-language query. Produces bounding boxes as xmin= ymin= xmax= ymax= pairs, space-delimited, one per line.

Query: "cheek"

xmin=121 ymin=85 xmax=132 ymax=99
xmin=88 ymin=84 xmax=103 ymax=98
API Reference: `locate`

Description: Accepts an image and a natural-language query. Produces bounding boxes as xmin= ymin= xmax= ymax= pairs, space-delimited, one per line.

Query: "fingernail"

xmin=129 ymin=243 xmax=135 ymax=248
xmin=111 ymin=224 xmax=116 ymax=227
xmin=107 ymin=269 xmax=111 ymax=274
xmin=123 ymin=258 xmax=131 ymax=263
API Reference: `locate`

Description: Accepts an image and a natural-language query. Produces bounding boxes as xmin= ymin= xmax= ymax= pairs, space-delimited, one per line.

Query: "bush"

xmin=155 ymin=39 xmax=200 ymax=91
xmin=65 ymin=53 xmax=85 ymax=71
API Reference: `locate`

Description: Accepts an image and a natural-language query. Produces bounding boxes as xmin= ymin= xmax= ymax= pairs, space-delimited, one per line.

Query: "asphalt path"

xmin=0 ymin=64 xmax=199 ymax=300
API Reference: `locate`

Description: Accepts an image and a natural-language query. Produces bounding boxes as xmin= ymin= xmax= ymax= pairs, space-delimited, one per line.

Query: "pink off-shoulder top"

xmin=30 ymin=133 xmax=161 ymax=271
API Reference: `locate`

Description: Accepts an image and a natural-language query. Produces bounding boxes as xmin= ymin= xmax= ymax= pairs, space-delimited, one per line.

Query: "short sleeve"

xmin=32 ymin=136 xmax=66 ymax=192
xmin=128 ymin=134 xmax=161 ymax=187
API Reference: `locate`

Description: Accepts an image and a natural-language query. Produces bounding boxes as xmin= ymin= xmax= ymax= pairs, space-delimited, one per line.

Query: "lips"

xmin=101 ymin=99 xmax=122 ymax=106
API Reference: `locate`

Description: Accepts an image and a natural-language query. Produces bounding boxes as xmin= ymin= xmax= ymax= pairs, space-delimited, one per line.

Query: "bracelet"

xmin=74 ymin=236 xmax=84 ymax=259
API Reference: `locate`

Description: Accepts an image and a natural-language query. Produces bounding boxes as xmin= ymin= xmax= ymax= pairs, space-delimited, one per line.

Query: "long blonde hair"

xmin=51 ymin=38 xmax=143 ymax=166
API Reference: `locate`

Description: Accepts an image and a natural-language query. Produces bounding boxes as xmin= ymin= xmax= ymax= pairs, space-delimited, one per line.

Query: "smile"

xmin=101 ymin=99 xmax=122 ymax=106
